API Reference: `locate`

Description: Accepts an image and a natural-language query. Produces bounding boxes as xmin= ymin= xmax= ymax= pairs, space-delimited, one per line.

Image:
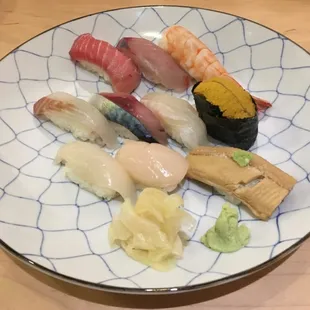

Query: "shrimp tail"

xmin=251 ymin=95 xmax=272 ymax=111
xmin=222 ymin=75 xmax=272 ymax=111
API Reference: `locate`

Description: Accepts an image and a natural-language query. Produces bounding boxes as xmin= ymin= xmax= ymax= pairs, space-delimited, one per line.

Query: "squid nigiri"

xmin=55 ymin=141 xmax=137 ymax=203
xmin=159 ymin=25 xmax=271 ymax=111
xmin=117 ymin=37 xmax=191 ymax=91
xmin=116 ymin=140 xmax=188 ymax=192
xmin=140 ymin=93 xmax=208 ymax=150
xmin=69 ymin=33 xmax=141 ymax=93
xmin=89 ymin=94 xmax=156 ymax=143
xmin=100 ymin=92 xmax=168 ymax=145
xmin=33 ymin=92 xmax=119 ymax=149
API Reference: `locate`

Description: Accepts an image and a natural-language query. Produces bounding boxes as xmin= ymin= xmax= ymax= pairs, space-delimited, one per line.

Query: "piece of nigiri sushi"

xmin=55 ymin=141 xmax=137 ymax=204
xmin=69 ymin=33 xmax=141 ymax=93
xmin=159 ymin=25 xmax=271 ymax=111
xmin=89 ymin=94 xmax=156 ymax=143
xmin=140 ymin=93 xmax=208 ymax=150
xmin=116 ymin=140 xmax=188 ymax=192
xmin=100 ymin=92 xmax=168 ymax=145
xmin=108 ymin=121 xmax=138 ymax=141
xmin=117 ymin=37 xmax=191 ymax=91
xmin=33 ymin=92 xmax=119 ymax=149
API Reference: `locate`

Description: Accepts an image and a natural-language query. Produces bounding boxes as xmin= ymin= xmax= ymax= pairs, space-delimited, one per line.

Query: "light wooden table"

xmin=1 ymin=0 xmax=310 ymax=309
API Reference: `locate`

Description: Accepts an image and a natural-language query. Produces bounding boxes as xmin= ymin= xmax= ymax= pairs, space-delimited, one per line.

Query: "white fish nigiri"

xmin=140 ymin=93 xmax=208 ymax=150
xmin=55 ymin=141 xmax=137 ymax=203
xmin=116 ymin=140 xmax=188 ymax=192
xmin=108 ymin=121 xmax=138 ymax=141
xmin=33 ymin=92 xmax=119 ymax=149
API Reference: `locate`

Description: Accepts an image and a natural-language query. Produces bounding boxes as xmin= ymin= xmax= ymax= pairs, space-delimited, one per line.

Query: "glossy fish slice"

xmin=100 ymin=92 xmax=168 ymax=145
xmin=117 ymin=37 xmax=191 ymax=91
xmin=89 ymin=94 xmax=156 ymax=143
xmin=116 ymin=140 xmax=189 ymax=192
xmin=55 ymin=141 xmax=137 ymax=204
xmin=141 ymin=92 xmax=208 ymax=150
xmin=33 ymin=92 xmax=119 ymax=149
xmin=69 ymin=33 xmax=141 ymax=93
xmin=108 ymin=122 xmax=138 ymax=141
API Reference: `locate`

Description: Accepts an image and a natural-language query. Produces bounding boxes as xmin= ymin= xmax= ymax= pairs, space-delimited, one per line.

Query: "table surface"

xmin=1 ymin=0 xmax=310 ymax=309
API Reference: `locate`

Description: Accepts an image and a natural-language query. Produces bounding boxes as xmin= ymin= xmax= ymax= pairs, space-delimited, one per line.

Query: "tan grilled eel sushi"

xmin=186 ymin=146 xmax=297 ymax=220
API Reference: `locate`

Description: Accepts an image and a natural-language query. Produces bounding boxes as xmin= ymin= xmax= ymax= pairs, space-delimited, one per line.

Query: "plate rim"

xmin=0 ymin=4 xmax=309 ymax=295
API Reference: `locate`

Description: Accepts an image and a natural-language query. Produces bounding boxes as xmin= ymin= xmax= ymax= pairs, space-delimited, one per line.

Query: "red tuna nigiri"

xmin=69 ymin=34 xmax=141 ymax=93
xmin=117 ymin=37 xmax=191 ymax=92
xmin=100 ymin=92 xmax=168 ymax=145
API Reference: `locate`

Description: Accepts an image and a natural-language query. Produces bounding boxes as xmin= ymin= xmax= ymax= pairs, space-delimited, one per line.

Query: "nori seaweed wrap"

xmin=192 ymin=77 xmax=258 ymax=150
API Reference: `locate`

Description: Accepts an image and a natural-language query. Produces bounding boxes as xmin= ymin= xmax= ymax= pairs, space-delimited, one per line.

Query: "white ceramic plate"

xmin=1 ymin=5 xmax=310 ymax=294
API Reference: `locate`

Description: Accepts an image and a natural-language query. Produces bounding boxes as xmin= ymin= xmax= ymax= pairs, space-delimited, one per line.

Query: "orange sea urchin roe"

xmin=194 ymin=77 xmax=256 ymax=119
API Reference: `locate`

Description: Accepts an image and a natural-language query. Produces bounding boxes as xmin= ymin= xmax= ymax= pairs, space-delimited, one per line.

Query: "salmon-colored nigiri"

xmin=100 ymin=92 xmax=168 ymax=145
xmin=117 ymin=37 xmax=191 ymax=92
xmin=159 ymin=25 xmax=272 ymax=111
xmin=69 ymin=33 xmax=141 ymax=93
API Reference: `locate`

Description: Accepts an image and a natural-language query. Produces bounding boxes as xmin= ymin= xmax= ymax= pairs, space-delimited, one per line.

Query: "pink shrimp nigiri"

xmin=159 ymin=25 xmax=272 ymax=111
xmin=69 ymin=33 xmax=141 ymax=93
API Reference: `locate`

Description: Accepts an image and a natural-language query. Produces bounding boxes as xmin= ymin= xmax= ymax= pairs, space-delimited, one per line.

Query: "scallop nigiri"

xmin=159 ymin=25 xmax=271 ymax=111
xmin=100 ymin=92 xmax=168 ymax=145
xmin=89 ymin=94 xmax=156 ymax=143
xmin=55 ymin=141 xmax=137 ymax=203
xmin=33 ymin=92 xmax=119 ymax=149
xmin=116 ymin=140 xmax=188 ymax=192
xmin=69 ymin=33 xmax=141 ymax=93
xmin=117 ymin=37 xmax=191 ymax=91
xmin=140 ymin=93 xmax=208 ymax=150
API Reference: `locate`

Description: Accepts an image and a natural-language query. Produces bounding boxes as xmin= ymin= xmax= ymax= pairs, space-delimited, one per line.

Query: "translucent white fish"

xmin=115 ymin=140 xmax=188 ymax=192
xmin=33 ymin=92 xmax=119 ymax=149
xmin=55 ymin=141 xmax=137 ymax=203
xmin=108 ymin=121 xmax=138 ymax=141
xmin=140 ymin=92 xmax=208 ymax=150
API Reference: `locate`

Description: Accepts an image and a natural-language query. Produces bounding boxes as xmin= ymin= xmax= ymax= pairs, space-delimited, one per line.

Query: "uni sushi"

xmin=69 ymin=33 xmax=141 ymax=93
xmin=192 ymin=77 xmax=258 ymax=150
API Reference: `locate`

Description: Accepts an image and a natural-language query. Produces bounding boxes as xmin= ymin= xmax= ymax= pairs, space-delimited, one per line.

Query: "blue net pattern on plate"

xmin=0 ymin=7 xmax=310 ymax=289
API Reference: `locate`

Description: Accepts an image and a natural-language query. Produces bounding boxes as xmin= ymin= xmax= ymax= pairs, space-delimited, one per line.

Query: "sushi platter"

xmin=0 ymin=5 xmax=310 ymax=294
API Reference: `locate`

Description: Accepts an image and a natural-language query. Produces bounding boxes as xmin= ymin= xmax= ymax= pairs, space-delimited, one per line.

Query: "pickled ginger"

xmin=109 ymin=188 xmax=195 ymax=271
